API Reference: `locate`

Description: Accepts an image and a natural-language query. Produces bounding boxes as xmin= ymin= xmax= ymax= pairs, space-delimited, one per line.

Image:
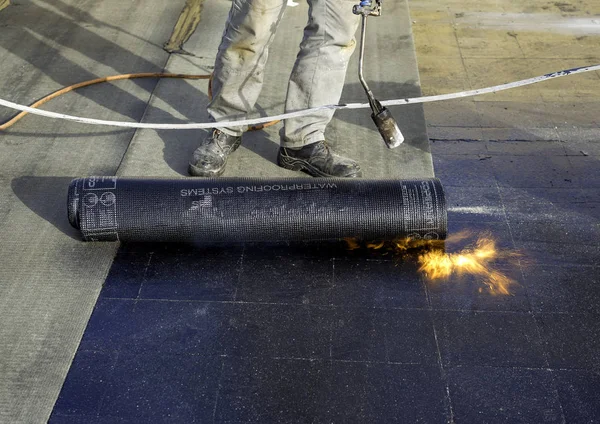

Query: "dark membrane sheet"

xmin=67 ymin=177 xmax=447 ymax=242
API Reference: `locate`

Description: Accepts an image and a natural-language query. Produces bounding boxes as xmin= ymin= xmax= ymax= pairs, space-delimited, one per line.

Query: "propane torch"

xmin=353 ymin=0 xmax=404 ymax=148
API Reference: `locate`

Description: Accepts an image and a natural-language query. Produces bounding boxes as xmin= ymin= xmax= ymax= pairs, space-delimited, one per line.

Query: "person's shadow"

xmin=0 ymin=0 xmax=209 ymax=143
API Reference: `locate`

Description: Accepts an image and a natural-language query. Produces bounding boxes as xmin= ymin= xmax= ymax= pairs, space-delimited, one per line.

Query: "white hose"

xmin=1 ymin=64 xmax=599 ymax=130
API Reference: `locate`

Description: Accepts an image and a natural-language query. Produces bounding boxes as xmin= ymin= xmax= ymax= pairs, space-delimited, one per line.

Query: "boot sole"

xmin=277 ymin=153 xmax=362 ymax=178
xmin=188 ymin=162 xmax=226 ymax=177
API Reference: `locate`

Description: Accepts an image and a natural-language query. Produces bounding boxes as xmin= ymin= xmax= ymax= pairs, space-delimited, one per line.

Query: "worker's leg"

xmin=190 ymin=0 xmax=287 ymax=177
xmin=282 ymin=0 xmax=360 ymax=147
xmin=208 ymin=0 xmax=288 ymax=136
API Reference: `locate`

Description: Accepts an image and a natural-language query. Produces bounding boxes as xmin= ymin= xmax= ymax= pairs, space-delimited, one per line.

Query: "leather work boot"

xmin=188 ymin=129 xmax=243 ymax=177
xmin=277 ymin=141 xmax=362 ymax=178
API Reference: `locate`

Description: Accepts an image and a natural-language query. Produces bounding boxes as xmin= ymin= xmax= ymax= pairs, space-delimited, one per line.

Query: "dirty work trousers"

xmin=208 ymin=0 xmax=360 ymax=147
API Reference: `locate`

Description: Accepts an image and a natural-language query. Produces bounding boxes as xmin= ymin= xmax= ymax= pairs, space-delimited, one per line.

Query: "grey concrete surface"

xmin=118 ymin=0 xmax=433 ymax=179
xmin=0 ymin=1 xmax=183 ymax=422
xmin=0 ymin=0 xmax=431 ymax=422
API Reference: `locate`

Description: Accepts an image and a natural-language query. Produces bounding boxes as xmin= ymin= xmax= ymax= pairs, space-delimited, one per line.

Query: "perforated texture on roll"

xmin=67 ymin=177 xmax=447 ymax=242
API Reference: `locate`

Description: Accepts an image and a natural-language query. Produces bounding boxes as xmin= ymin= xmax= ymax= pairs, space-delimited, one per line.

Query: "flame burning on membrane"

xmin=418 ymin=234 xmax=522 ymax=295
xmin=344 ymin=231 xmax=522 ymax=295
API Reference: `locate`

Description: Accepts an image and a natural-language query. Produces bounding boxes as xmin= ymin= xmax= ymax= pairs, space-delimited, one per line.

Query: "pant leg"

xmin=282 ymin=0 xmax=360 ymax=147
xmin=208 ymin=0 xmax=287 ymax=136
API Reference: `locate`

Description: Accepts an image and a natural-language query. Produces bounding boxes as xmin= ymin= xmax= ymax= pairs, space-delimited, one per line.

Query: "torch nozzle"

xmin=356 ymin=7 xmax=403 ymax=149
xmin=372 ymin=107 xmax=404 ymax=149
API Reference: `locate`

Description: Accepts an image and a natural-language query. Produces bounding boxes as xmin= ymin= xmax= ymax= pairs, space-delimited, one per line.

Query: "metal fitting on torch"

xmin=353 ymin=0 xmax=404 ymax=149
xmin=352 ymin=0 xmax=381 ymax=16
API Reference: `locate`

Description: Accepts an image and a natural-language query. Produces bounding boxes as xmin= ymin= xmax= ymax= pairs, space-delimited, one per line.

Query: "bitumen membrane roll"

xmin=67 ymin=177 xmax=447 ymax=242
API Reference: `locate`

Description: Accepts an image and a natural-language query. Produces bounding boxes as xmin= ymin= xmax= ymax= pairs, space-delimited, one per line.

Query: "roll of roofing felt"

xmin=67 ymin=177 xmax=447 ymax=242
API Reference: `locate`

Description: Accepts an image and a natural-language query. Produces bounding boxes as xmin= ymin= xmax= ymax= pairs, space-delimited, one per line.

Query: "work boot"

xmin=278 ymin=141 xmax=362 ymax=178
xmin=188 ymin=129 xmax=242 ymax=177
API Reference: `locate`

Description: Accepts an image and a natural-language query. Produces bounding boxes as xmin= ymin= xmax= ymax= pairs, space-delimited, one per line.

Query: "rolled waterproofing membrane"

xmin=67 ymin=177 xmax=447 ymax=242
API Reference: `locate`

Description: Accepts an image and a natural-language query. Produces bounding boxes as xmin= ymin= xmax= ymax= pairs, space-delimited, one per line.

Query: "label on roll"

xmin=79 ymin=177 xmax=119 ymax=242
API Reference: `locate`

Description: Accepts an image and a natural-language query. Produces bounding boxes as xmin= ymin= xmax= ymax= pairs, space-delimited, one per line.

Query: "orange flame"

xmin=366 ymin=241 xmax=385 ymax=250
xmin=343 ymin=232 xmax=522 ymax=296
xmin=344 ymin=237 xmax=361 ymax=250
xmin=418 ymin=236 xmax=519 ymax=295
